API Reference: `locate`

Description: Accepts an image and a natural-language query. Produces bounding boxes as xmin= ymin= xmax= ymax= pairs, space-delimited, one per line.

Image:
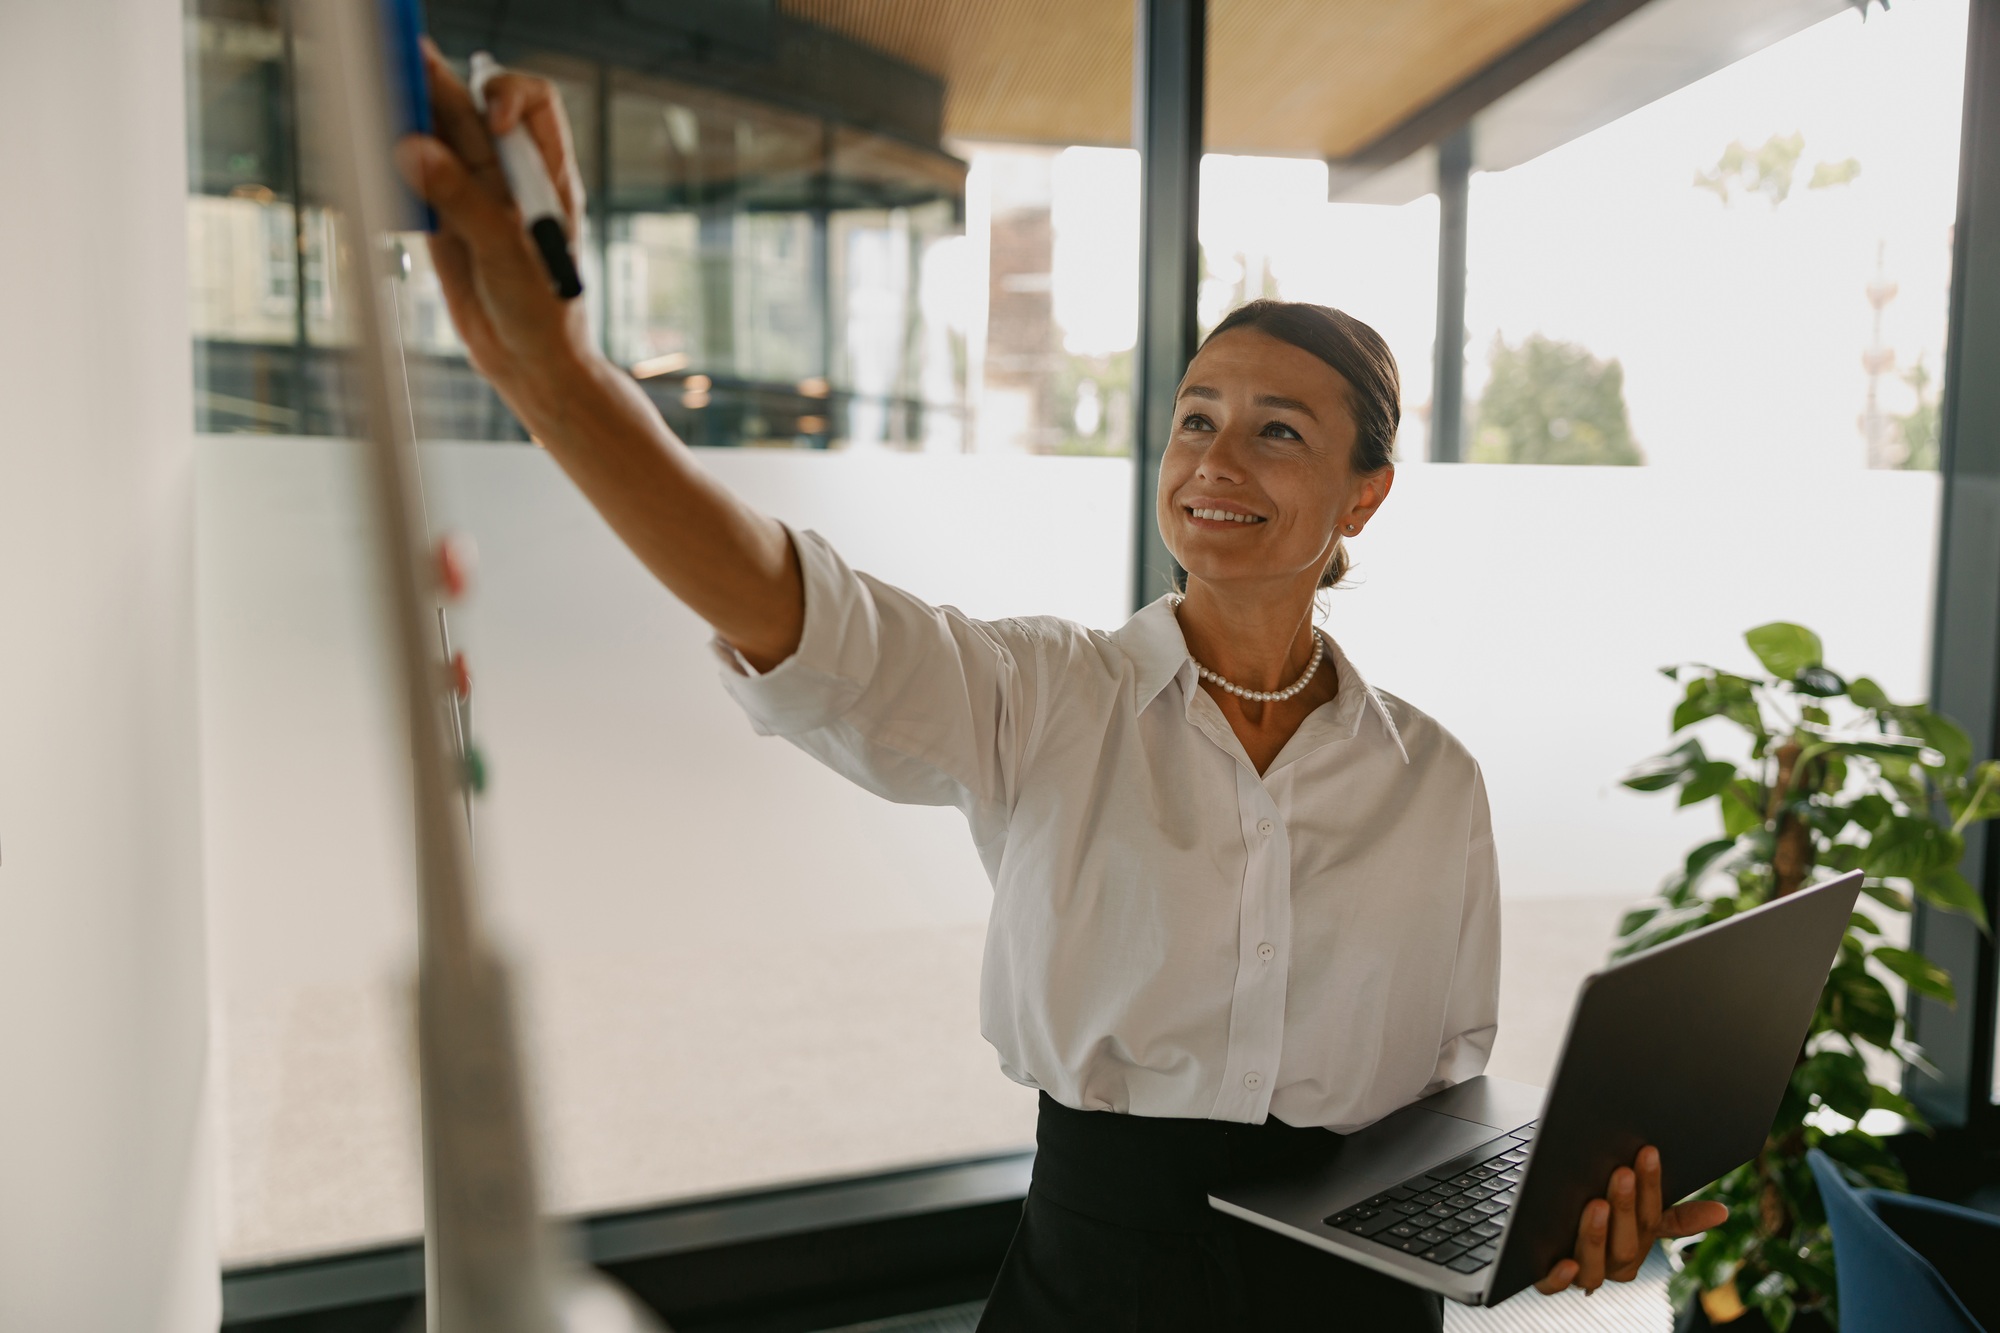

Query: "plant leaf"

xmin=1913 ymin=866 xmax=1991 ymax=931
xmin=1800 ymin=734 xmax=1929 ymax=765
xmin=1612 ymin=904 xmax=1718 ymax=958
xmin=1847 ymin=676 xmax=1894 ymax=711
xmin=1673 ymin=676 xmax=1719 ymax=732
xmin=1868 ymin=1083 xmax=1927 ymax=1129
xmin=1795 ymin=1049 xmax=1875 ymax=1121
xmin=1912 ymin=711 xmax=1973 ymax=775
xmin=1794 ymin=665 xmax=1846 ymax=698
xmin=1861 ymin=879 xmax=1913 ymax=912
xmin=1824 ymin=962 xmax=1899 ymax=1049
xmin=1680 ymin=760 xmax=1739 ymax=807
xmin=1746 ymin=622 xmax=1823 ymax=679
xmin=1947 ymin=760 xmax=2000 ymax=826
xmin=1864 ymin=817 xmax=1963 ymax=880
xmin=1846 ymin=793 xmax=1895 ymax=834
xmin=1722 ymin=780 xmax=1768 ymax=839
xmin=1872 ymin=946 xmax=1956 ymax=1003
xmin=1624 ymin=738 xmax=1706 ymax=792
xmin=1618 ymin=905 xmax=1662 ymax=937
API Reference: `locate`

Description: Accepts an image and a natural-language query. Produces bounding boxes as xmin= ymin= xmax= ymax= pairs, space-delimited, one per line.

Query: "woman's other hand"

xmin=1534 ymin=1146 xmax=1728 ymax=1295
xmin=393 ymin=39 xmax=596 ymax=425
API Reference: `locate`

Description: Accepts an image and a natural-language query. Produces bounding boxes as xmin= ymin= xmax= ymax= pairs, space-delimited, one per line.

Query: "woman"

xmin=398 ymin=44 xmax=1725 ymax=1331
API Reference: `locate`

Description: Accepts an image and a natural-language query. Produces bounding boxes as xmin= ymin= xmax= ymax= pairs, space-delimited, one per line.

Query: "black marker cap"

xmin=529 ymin=216 xmax=585 ymax=300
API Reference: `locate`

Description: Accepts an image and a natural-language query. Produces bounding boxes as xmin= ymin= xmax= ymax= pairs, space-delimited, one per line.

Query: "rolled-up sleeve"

xmin=715 ymin=527 xmax=1043 ymax=817
xmin=1425 ymin=762 xmax=1501 ymax=1094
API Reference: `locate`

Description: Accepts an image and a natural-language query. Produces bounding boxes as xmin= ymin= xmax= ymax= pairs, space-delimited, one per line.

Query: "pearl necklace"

xmin=1173 ymin=599 xmax=1328 ymax=702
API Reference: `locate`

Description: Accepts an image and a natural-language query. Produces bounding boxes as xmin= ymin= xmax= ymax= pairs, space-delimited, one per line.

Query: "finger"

xmin=1659 ymin=1200 xmax=1730 ymax=1238
xmin=1575 ymin=1198 xmax=1609 ymax=1293
xmin=483 ymin=71 xmax=547 ymax=138
xmin=419 ymin=40 xmax=506 ymax=199
xmin=1636 ymin=1147 xmax=1664 ymax=1236
xmin=421 ymin=229 xmax=500 ymax=364
xmin=490 ymin=74 xmax=586 ymax=231
xmin=1534 ymin=1260 xmax=1579 ymax=1296
xmin=395 ymin=137 xmax=510 ymax=248
xmin=1608 ymin=1168 xmax=1640 ymax=1275
xmin=395 ymin=132 xmax=549 ymax=312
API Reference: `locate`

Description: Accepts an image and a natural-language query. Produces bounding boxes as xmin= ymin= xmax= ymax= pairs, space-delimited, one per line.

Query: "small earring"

xmin=1344 ymin=524 xmax=1358 ymax=535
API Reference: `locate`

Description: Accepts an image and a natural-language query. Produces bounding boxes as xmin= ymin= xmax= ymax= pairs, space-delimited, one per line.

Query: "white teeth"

xmin=1191 ymin=507 xmax=1261 ymax=524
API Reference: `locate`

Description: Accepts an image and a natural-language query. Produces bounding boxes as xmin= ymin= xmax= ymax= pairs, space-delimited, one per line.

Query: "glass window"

xmin=1463 ymin=8 xmax=1963 ymax=475
xmin=192 ymin=5 xmax=1138 ymax=1267
xmin=1200 ymin=1 xmax=1966 ymax=1098
xmin=1193 ymin=153 xmax=1439 ymax=457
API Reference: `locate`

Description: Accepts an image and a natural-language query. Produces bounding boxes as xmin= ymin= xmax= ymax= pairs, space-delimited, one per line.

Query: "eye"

xmin=1260 ymin=420 xmax=1303 ymax=441
xmin=1180 ymin=411 xmax=1215 ymax=432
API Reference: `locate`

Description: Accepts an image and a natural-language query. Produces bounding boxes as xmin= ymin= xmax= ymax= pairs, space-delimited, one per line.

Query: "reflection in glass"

xmin=185 ymin=18 xmax=976 ymax=449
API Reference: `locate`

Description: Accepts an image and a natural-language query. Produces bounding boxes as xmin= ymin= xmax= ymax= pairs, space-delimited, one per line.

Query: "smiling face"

xmin=1158 ymin=327 xmax=1393 ymax=597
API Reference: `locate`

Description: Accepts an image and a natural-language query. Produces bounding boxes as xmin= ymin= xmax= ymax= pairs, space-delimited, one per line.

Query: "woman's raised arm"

xmin=394 ymin=41 xmax=803 ymax=670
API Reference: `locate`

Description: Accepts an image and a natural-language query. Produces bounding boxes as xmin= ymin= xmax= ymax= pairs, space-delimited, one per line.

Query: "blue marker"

xmin=469 ymin=51 xmax=584 ymax=300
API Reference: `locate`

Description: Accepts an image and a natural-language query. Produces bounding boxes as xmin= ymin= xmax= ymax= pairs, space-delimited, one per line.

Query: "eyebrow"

xmin=1177 ymin=384 xmax=1320 ymax=423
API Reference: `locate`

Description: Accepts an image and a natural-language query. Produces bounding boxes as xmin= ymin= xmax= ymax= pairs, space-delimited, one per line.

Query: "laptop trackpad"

xmin=1317 ymin=1107 xmax=1516 ymax=1209
xmin=1219 ymin=1106 xmax=1512 ymax=1224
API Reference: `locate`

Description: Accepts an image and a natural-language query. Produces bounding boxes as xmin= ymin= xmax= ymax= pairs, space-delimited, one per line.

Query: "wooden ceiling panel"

xmin=1207 ymin=0 xmax=1582 ymax=156
xmin=782 ymin=0 xmax=1594 ymax=155
xmin=782 ymin=0 xmax=1136 ymax=146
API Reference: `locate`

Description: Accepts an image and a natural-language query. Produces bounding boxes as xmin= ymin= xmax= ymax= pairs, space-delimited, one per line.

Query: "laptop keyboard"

xmin=1323 ymin=1122 xmax=1536 ymax=1276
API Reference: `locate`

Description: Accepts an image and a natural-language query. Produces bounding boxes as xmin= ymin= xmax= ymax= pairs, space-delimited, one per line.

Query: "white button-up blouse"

xmin=718 ymin=528 xmax=1500 ymax=1132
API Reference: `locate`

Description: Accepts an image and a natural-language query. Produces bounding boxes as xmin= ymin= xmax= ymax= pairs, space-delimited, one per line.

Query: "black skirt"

xmin=978 ymin=1094 xmax=1445 ymax=1333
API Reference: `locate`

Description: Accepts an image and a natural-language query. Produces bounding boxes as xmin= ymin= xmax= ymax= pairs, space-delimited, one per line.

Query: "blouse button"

xmin=1257 ymin=818 xmax=1275 ymax=836
xmin=1257 ymin=942 xmax=1275 ymax=962
xmin=1243 ymin=1071 xmax=1264 ymax=1091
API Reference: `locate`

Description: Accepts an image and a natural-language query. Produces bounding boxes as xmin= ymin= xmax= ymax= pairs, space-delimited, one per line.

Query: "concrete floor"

xmin=218 ymin=895 xmax=1641 ymax=1265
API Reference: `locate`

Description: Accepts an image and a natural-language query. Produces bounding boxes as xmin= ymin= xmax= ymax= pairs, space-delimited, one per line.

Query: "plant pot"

xmin=1672 ymin=1300 xmax=1834 ymax=1333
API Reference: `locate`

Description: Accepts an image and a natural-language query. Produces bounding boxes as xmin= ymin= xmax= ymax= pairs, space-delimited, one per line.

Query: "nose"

xmin=1196 ymin=425 xmax=1251 ymax=484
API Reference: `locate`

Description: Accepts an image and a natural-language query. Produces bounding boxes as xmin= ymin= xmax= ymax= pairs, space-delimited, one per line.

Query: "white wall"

xmin=198 ymin=439 xmax=1940 ymax=1263
xmin=0 ymin=3 xmax=216 ymax=1330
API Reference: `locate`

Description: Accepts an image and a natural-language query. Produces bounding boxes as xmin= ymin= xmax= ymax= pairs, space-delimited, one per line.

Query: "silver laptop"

xmin=1208 ymin=871 xmax=1863 ymax=1307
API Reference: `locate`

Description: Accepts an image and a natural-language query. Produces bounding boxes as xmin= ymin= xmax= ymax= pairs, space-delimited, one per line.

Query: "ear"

xmin=1340 ymin=464 xmax=1395 ymax=533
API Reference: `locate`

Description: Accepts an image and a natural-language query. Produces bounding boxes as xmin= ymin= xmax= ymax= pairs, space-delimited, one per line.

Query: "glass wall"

xmin=184 ymin=0 xmax=972 ymax=449
xmin=1462 ymin=4 xmax=1962 ymax=475
xmin=1192 ymin=154 xmax=1440 ymax=455
xmin=189 ymin=1 xmax=1140 ymax=1266
xmin=1202 ymin=0 xmax=1964 ymax=1095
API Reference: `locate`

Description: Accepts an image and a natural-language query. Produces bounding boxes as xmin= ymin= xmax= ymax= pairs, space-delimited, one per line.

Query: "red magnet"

xmin=435 ymin=533 xmax=478 ymax=601
xmin=450 ymin=652 xmax=472 ymax=699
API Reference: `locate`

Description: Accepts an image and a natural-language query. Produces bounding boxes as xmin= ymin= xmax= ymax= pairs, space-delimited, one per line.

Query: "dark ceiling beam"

xmin=1325 ymin=0 xmax=1658 ymax=195
xmin=425 ymin=0 xmax=948 ymax=151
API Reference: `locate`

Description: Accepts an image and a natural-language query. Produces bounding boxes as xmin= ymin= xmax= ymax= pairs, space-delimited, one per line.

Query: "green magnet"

xmin=462 ymin=744 xmax=488 ymax=795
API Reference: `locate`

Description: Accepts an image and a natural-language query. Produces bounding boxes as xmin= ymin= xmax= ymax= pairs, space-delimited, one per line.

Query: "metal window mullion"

xmin=1131 ymin=0 xmax=1205 ymax=610
xmin=1430 ymin=127 xmax=1471 ymax=464
xmin=1909 ymin=0 xmax=2000 ymax=1135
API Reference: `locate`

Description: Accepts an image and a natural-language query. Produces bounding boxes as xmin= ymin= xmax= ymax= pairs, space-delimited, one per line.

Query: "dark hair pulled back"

xmin=1198 ymin=299 xmax=1400 ymax=589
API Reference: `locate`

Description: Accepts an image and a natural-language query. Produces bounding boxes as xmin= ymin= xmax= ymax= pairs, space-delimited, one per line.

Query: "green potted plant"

xmin=1616 ymin=622 xmax=1995 ymax=1332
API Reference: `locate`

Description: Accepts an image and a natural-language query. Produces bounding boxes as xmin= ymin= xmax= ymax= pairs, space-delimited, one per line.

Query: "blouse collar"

xmin=1111 ymin=595 xmax=1410 ymax=764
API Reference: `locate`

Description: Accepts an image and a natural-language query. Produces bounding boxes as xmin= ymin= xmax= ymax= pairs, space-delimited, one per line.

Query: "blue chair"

xmin=1808 ymin=1148 xmax=2000 ymax=1332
